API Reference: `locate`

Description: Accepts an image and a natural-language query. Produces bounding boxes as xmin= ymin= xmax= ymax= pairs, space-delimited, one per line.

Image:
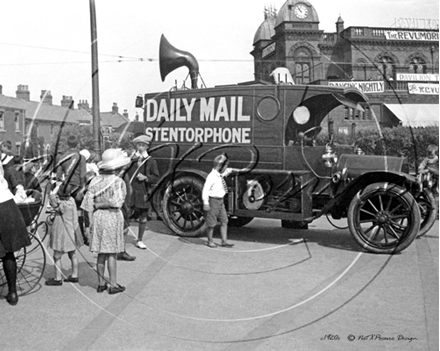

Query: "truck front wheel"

xmin=162 ymin=176 xmax=206 ymax=237
xmin=348 ymin=182 xmax=420 ymax=254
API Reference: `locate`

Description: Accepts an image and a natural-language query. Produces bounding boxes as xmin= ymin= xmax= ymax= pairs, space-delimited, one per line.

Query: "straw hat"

xmin=133 ymin=135 xmax=152 ymax=145
xmin=97 ymin=148 xmax=131 ymax=170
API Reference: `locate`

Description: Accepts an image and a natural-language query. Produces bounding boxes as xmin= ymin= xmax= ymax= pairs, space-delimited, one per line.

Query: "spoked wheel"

xmin=416 ymin=189 xmax=437 ymax=238
xmin=0 ymin=232 xmax=46 ymax=297
xmin=26 ymin=221 xmax=49 ymax=254
xmin=162 ymin=176 xmax=206 ymax=237
xmin=348 ymin=182 xmax=421 ymax=254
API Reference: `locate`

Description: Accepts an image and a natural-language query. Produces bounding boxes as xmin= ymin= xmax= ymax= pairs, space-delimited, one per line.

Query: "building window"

xmin=15 ymin=112 xmax=20 ymax=132
xmin=295 ymin=63 xmax=311 ymax=84
xmin=409 ymin=57 xmax=427 ymax=74
xmin=0 ymin=111 xmax=4 ymax=130
xmin=344 ymin=107 xmax=349 ymax=120
xmin=354 ymin=28 xmax=364 ymax=36
xmin=51 ymin=124 xmax=54 ymax=135
xmin=379 ymin=56 xmax=396 ymax=80
xmin=15 ymin=143 xmax=21 ymax=154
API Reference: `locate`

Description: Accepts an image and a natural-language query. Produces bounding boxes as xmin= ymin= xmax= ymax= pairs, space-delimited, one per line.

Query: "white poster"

xmin=408 ymin=83 xmax=440 ymax=94
xmin=328 ymin=81 xmax=384 ymax=93
xmin=396 ymin=73 xmax=439 ymax=81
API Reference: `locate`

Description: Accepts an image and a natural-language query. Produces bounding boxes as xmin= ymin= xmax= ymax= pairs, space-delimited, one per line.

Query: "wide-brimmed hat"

xmin=97 ymin=148 xmax=131 ymax=170
xmin=133 ymin=135 xmax=152 ymax=145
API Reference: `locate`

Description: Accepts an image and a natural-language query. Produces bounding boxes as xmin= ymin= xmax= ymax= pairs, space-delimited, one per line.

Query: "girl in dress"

xmin=0 ymin=156 xmax=31 ymax=305
xmin=45 ymin=183 xmax=84 ymax=286
xmin=81 ymin=149 xmax=130 ymax=294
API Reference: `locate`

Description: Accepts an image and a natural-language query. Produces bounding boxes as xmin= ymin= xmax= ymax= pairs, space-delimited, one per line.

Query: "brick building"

xmin=251 ymin=0 xmax=439 ymax=133
xmin=0 ymin=85 xmax=130 ymax=157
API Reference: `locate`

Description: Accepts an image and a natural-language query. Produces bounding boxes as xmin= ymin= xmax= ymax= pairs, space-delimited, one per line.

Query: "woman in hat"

xmin=81 ymin=148 xmax=130 ymax=294
xmin=0 ymin=159 xmax=31 ymax=305
xmin=125 ymin=135 xmax=159 ymax=250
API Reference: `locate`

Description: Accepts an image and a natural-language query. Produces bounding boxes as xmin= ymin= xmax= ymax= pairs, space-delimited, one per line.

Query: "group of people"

xmin=1 ymin=133 xmax=235 ymax=305
xmin=43 ymin=134 xmax=159 ymax=295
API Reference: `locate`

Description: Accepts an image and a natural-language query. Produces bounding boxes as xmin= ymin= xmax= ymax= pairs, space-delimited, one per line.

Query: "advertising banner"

xmin=145 ymin=96 xmax=252 ymax=144
xmin=328 ymin=81 xmax=384 ymax=93
xmin=384 ymin=30 xmax=439 ymax=41
xmin=408 ymin=83 xmax=440 ymax=95
xmin=396 ymin=73 xmax=439 ymax=81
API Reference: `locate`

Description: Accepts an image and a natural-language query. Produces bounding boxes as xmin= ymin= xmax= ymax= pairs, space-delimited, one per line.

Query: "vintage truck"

xmin=135 ymin=35 xmax=436 ymax=254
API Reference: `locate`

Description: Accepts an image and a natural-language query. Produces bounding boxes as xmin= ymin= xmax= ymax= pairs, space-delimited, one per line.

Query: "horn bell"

xmin=159 ymin=34 xmax=199 ymax=89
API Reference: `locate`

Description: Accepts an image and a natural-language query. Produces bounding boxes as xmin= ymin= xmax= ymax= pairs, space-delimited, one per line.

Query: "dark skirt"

xmin=0 ymin=199 xmax=31 ymax=258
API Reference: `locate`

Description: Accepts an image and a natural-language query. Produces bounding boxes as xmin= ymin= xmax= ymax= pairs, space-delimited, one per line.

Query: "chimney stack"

xmin=16 ymin=85 xmax=30 ymax=101
xmin=112 ymin=102 xmax=118 ymax=114
xmin=40 ymin=90 xmax=53 ymax=105
xmin=78 ymin=100 xmax=90 ymax=112
xmin=61 ymin=95 xmax=74 ymax=109
xmin=0 ymin=85 xmax=2 ymax=95
xmin=123 ymin=109 xmax=129 ymax=119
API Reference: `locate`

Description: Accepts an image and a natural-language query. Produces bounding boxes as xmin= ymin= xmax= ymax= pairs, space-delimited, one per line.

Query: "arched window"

xmin=293 ymin=47 xmax=312 ymax=84
xmin=379 ymin=56 xmax=396 ymax=80
xmin=409 ymin=57 xmax=427 ymax=73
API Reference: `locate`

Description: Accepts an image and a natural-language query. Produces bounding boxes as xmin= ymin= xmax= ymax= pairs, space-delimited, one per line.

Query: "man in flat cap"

xmin=125 ymin=135 xmax=159 ymax=250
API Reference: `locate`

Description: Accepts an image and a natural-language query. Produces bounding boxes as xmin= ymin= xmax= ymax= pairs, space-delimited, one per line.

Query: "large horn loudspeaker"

xmin=159 ymin=34 xmax=199 ymax=89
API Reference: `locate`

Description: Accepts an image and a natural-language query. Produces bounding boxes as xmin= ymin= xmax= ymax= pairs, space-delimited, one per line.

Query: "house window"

xmin=51 ymin=124 xmax=54 ymax=135
xmin=0 ymin=111 xmax=4 ymax=130
xmin=15 ymin=112 xmax=20 ymax=132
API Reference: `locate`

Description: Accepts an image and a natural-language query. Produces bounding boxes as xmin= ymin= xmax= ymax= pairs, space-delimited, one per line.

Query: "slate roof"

xmin=100 ymin=111 xmax=130 ymax=128
xmin=0 ymin=95 xmax=92 ymax=124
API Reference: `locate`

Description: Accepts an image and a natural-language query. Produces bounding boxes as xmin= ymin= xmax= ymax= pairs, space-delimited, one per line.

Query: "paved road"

xmin=1 ymin=216 xmax=438 ymax=351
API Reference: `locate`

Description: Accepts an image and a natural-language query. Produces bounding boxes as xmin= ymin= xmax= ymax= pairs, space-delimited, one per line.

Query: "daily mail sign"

xmin=145 ymin=96 xmax=252 ymax=144
xmin=328 ymin=81 xmax=384 ymax=93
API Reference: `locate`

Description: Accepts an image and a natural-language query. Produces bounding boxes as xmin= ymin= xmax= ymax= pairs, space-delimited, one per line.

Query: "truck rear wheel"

xmin=162 ymin=176 xmax=206 ymax=237
xmin=348 ymin=182 xmax=420 ymax=254
xmin=416 ymin=189 xmax=437 ymax=238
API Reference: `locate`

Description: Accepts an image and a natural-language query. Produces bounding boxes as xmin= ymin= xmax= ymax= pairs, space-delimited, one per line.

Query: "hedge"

xmin=356 ymin=126 xmax=439 ymax=168
xmin=317 ymin=126 xmax=439 ymax=169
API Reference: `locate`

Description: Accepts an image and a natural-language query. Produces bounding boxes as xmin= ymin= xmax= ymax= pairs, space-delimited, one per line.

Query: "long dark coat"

xmin=125 ymin=155 xmax=159 ymax=209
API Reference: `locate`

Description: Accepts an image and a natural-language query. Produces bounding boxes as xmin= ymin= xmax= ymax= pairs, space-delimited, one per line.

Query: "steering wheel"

xmin=303 ymin=126 xmax=322 ymax=139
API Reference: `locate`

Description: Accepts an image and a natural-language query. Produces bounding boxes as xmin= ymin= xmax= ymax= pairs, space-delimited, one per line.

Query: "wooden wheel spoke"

xmin=384 ymin=224 xmax=401 ymax=240
xmin=366 ymin=198 xmax=379 ymax=213
xmin=360 ymin=208 xmax=377 ymax=218
xmin=389 ymin=220 xmax=407 ymax=231
xmin=388 ymin=203 xmax=404 ymax=215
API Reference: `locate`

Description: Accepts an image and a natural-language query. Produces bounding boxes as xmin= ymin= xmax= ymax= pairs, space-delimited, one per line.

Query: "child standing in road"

xmin=202 ymin=154 xmax=234 ymax=248
xmin=45 ymin=183 xmax=84 ymax=286
xmin=81 ymin=148 xmax=130 ymax=294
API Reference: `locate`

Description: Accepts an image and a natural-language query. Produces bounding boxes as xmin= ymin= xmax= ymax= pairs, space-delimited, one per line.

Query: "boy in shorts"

xmin=202 ymin=154 xmax=234 ymax=248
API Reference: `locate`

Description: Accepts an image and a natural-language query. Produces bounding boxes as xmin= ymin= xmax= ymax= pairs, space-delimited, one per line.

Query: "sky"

xmin=0 ymin=0 xmax=438 ymax=120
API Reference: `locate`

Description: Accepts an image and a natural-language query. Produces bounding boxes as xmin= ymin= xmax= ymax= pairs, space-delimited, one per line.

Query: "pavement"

xmin=0 ymin=216 xmax=438 ymax=351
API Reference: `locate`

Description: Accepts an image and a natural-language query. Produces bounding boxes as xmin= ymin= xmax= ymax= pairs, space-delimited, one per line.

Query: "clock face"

xmin=294 ymin=4 xmax=308 ymax=19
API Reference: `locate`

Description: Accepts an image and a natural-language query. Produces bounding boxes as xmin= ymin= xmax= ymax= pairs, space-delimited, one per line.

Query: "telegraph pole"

xmin=90 ymin=0 xmax=101 ymax=155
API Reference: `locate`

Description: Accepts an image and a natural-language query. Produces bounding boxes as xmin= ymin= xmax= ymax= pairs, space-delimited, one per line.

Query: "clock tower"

xmin=252 ymin=0 xmax=324 ymax=83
